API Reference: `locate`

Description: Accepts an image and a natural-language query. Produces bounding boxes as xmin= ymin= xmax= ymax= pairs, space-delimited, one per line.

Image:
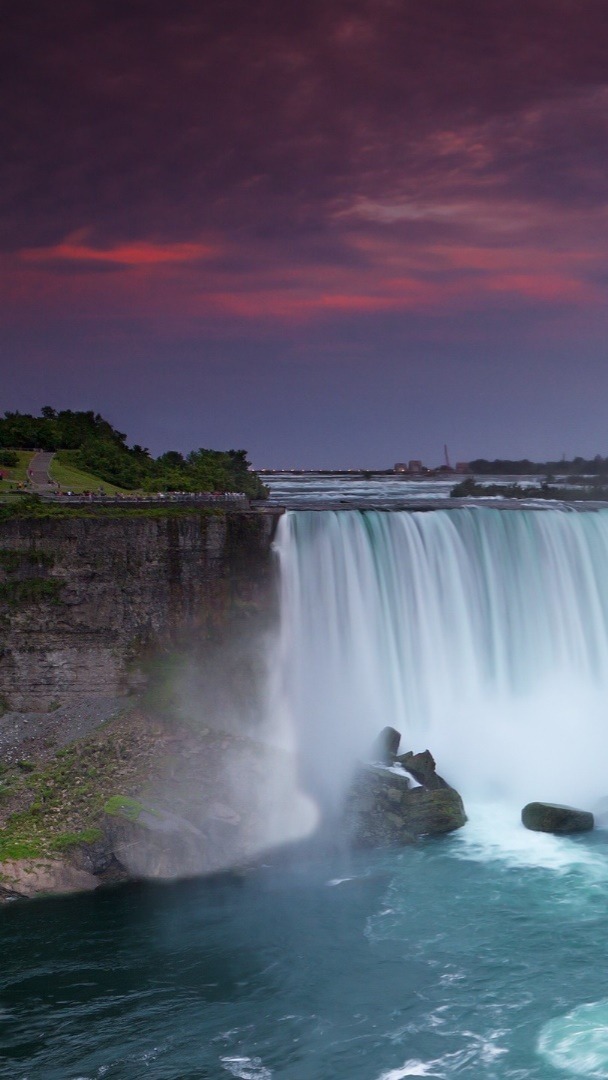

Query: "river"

xmin=2 ymin=479 xmax=608 ymax=1079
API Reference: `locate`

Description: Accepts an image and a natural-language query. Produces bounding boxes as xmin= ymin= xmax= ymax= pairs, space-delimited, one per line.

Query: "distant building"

xmin=394 ymin=462 xmax=409 ymax=473
xmin=409 ymin=460 xmax=423 ymax=474
xmin=455 ymin=462 xmax=472 ymax=474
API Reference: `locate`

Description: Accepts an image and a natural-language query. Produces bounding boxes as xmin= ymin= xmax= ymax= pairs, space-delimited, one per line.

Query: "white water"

xmin=273 ymin=507 xmax=608 ymax=823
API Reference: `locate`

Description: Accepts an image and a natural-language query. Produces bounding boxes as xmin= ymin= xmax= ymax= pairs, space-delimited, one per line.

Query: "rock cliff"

xmin=0 ymin=508 xmax=319 ymax=900
xmin=0 ymin=509 xmax=281 ymax=713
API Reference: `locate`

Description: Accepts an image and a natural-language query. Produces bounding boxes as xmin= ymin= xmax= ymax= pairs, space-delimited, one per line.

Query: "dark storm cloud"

xmin=3 ymin=0 xmax=608 ymax=254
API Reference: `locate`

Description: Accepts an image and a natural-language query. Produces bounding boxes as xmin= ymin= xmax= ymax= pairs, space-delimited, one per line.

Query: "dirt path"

xmin=28 ymin=451 xmax=57 ymax=492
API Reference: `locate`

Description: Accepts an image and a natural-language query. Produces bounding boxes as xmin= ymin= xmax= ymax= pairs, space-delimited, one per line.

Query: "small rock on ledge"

xmin=521 ymin=802 xmax=594 ymax=834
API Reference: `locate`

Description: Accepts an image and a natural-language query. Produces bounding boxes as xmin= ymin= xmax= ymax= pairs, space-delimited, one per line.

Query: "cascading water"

xmin=8 ymin=500 xmax=608 ymax=1080
xmin=274 ymin=506 xmax=608 ymax=817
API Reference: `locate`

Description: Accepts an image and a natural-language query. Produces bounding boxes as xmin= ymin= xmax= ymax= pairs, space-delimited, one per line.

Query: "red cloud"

xmin=485 ymin=272 xmax=591 ymax=302
xmin=21 ymin=232 xmax=215 ymax=267
xmin=2 ymin=218 xmax=603 ymax=334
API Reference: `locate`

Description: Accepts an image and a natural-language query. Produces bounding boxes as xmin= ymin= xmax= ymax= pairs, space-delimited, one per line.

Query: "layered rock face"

xmin=0 ymin=511 xmax=280 ymax=711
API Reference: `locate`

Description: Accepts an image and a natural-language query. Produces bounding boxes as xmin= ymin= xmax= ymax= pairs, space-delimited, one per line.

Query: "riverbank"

xmin=0 ymin=698 xmax=309 ymax=899
xmin=0 ymin=505 xmax=294 ymax=897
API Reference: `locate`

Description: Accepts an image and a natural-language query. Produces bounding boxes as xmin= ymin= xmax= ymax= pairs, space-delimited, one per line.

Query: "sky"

xmin=3 ymin=0 xmax=608 ymax=468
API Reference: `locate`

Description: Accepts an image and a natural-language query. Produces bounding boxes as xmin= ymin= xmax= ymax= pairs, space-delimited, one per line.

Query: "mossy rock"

xmin=521 ymin=802 xmax=594 ymax=834
xmin=102 ymin=800 xmax=205 ymax=879
xmin=103 ymin=795 xmax=149 ymax=821
xmin=345 ymin=765 xmax=466 ymax=846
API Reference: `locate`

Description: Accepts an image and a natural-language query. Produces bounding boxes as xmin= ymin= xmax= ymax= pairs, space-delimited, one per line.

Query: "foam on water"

xmin=453 ymin=802 xmax=608 ymax=875
xmin=221 ymin=1056 xmax=273 ymax=1079
xmin=376 ymin=1063 xmax=443 ymax=1078
xmin=538 ymin=1000 xmax=608 ymax=1077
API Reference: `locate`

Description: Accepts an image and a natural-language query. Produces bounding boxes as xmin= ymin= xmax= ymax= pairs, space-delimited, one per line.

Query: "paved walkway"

xmin=27 ymin=451 xmax=57 ymax=493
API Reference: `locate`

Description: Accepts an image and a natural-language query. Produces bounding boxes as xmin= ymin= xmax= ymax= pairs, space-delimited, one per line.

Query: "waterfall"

xmin=273 ymin=507 xmax=608 ymax=812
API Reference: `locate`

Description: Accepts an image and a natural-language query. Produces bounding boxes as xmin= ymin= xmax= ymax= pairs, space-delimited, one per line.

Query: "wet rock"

xmin=0 ymin=858 xmax=99 ymax=899
xmin=369 ymin=726 xmax=402 ymax=763
xmin=345 ymin=763 xmax=466 ymax=845
xmin=405 ymin=786 xmax=467 ymax=834
xmin=67 ymin=836 xmax=116 ymax=875
xmin=521 ymin=802 xmax=594 ymax=834
xmin=396 ymin=749 xmax=450 ymax=790
xmin=103 ymin=800 xmax=206 ymax=880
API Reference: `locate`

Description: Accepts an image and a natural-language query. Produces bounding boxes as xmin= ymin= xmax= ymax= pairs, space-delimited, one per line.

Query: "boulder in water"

xmin=521 ymin=802 xmax=594 ymax=834
xmin=405 ymin=786 xmax=467 ymax=835
xmin=345 ymin=758 xmax=466 ymax=845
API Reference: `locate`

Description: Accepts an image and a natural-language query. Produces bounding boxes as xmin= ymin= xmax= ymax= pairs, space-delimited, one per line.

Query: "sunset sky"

xmin=3 ymin=0 xmax=608 ymax=467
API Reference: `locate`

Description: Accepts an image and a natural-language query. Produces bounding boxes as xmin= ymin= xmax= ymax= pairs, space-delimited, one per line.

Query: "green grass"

xmin=0 ymin=500 xmax=222 ymax=520
xmin=0 ymin=828 xmax=102 ymax=863
xmin=103 ymin=795 xmax=149 ymax=821
xmin=0 ymin=451 xmax=35 ymax=492
xmin=49 ymin=828 xmax=103 ymax=851
xmin=0 ymin=837 xmax=43 ymax=862
xmin=50 ymin=452 xmax=131 ymax=495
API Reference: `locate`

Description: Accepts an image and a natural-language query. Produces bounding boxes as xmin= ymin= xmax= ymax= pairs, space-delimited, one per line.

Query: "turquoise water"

xmin=5 ymin=503 xmax=608 ymax=1078
xmin=3 ymin=828 xmax=608 ymax=1079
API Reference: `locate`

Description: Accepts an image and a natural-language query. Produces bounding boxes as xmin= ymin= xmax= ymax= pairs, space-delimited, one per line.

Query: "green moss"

xmin=103 ymin=795 xmax=147 ymax=821
xmin=0 ymin=837 xmax=43 ymax=861
xmin=0 ymin=578 xmax=63 ymax=605
xmin=49 ymin=828 xmax=103 ymax=851
xmin=0 ymin=779 xmax=19 ymax=804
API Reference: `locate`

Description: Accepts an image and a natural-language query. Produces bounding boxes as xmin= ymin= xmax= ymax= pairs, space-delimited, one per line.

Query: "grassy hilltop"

xmin=0 ymin=407 xmax=267 ymax=499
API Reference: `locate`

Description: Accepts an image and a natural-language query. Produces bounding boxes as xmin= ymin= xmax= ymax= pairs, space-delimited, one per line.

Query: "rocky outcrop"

xmin=521 ymin=802 xmax=594 ymax=834
xmin=0 ymin=708 xmax=317 ymax=899
xmin=395 ymin=749 xmax=450 ymax=790
xmin=0 ymin=859 xmax=99 ymax=899
xmin=345 ymin=765 xmax=466 ymax=845
xmin=102 ymin=800 xmax=207 ymax=880
xmin=346 ymin=730 xmax=466 ymax=845
xmin=0 ymin=510 xmax=280 ymax=712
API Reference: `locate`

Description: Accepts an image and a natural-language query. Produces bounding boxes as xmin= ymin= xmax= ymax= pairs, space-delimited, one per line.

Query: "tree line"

xmin=0 ymin=408 xmax=267 ymax=497
xmin=469 ymin=456 xmax=608 ymax=476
